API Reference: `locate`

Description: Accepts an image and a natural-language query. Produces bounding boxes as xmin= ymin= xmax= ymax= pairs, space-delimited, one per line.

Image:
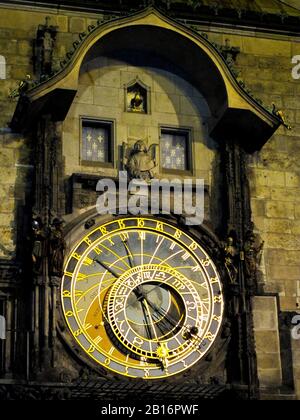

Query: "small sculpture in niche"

xmin=34 ymin=16 xmax=58 ymax=80
xmin=31 ymin=216 xmax=46 ymax=276
xmin=49 ymin=218 xmax=66 ymax=277
xmin=244 ymin=229 xmax=264 ymax=288
xmin=223 ymin=236 xmax=239 ymax=285
xmin=125 ymin=77 xmax=150 ymax=114
xmin=130 ymin=90 xmax=144 ymax=112
xmin=123 ymin=140 xmax=158 ymax=182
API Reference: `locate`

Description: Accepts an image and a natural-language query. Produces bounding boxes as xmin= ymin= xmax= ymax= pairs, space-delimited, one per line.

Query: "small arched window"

xmin=0 ymin=55 xmax=6 ymax=80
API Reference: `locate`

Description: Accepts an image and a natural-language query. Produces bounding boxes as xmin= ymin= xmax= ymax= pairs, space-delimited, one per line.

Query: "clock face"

xmin=61 ymin=217 xmax=224 ymax=379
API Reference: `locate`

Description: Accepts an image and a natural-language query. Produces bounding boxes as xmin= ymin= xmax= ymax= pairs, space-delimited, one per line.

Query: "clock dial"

xmin=61 ymin=217 xmax=224 ymax=379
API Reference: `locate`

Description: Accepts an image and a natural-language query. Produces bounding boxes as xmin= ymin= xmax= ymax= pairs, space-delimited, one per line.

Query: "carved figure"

xmin=224 ymin=236 xmax=238 ymax=284
xmin=126 ymin=140 xmax=157 ymax=182
xmin=34 ymin=17 xmax=58 ymax=78
xmin=244 ymin=231 xmax=264 ymax=283
xmin=49 ymin=218 xmax=65 ymax=277
xmin=130 ymin=90 xmax=144 ymax=112
xmin=32 ymin=218 xmax=46 ymax=275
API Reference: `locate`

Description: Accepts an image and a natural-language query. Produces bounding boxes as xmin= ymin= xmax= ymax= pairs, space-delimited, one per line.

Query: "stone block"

xmin=0 ymin=166 xmax=17 ymax=184
xmin=69 ymin=17 xmax=86 ymax=33
xmin=264 ymin=219 xmax=292 ymax=233
xmin=79 ymin=68 xmax=98 ymax=86
xmin=268 ymin=265 xmax=300 ymax=281
xmin=17 ymin=40 xmax=31 ymax=57
xmin=280 ymin=297 xmax=298 ymax=311
xmin=285 ymin=172 xmax=300 ymax=188
xmin=251 ymin=198 xmax=266 ymax=217
xmin=255 ymin=331 xmax=280 ymax=353
xmin=255 ymin=169 xmax=285 ymax=187
xmin=243 ymin=38 xmax=291 ymax=57
xmin=258 ymin=368 xmax=282 ymax=387
xmin=271 ymin=188 xmax=300 ymax=202
xmin=0 ymin=226 xmax=14 ymax=248
xmin=75 ymin=85 xmax=94 ymax=105
xmin=267 ymin=249 xmax=300 ymax=266
xmin=153 ymin=73 xmax=176 ymax=94
xmin=265 ymin=233 xmax=300 ymax=250
xmin=154 ymin=92 xmax=180 ymax=114
xmin=284 ymin=96 xmax=300 ymax=110
xmin=284 ymin=280 xmax=298 ymax=297
xmin=127 ymin=125 xmax=147 ymax=140
xmin=56 ymin=15 xmax=68 ymax=33
xmin=251 ymin=185 xmax=272 ymax=199
xmin=0 ymin=199 xmax=14 ymax=214
xmin=265 ymin=201 xmax=294 ymax=219
xmin=253 ymin=311 xmax=278 ymax=331
xmin=257 ymin=353 xmax=281 ymax=371
xmin=180 ymin=96 xmax=200 ymax=116
xmin=253 ymin=296 xmax=277 ymax=313
xmin=0 ymin=148 xmax=14 ymax=166
xmin=98 ymin=69 xmax=121 ymax=88
xmin=93 ymin=87 xmax=119 ymax=107
xmin=0 ymin=213 xmax=13 ymax=227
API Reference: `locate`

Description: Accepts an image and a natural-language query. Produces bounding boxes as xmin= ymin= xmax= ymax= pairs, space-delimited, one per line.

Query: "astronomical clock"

xmin=61 ymin=217 xmax=224 ymax=381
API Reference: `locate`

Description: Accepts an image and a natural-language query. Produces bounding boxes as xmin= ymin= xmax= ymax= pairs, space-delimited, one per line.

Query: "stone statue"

xmin=244 ymin=230 xmax=264 ymax=286
xmin=9 ymin=74 xmax=32 ymax=98
xmin=126 ymin=140 xmax=157 ymax=182
xmin=31 ymin=218 xmax=46 ymax=276
xmin=130 ymin=90 xmax=144 ymax=112
xmin=35 ymin=17 xmax=58 ymax=79
xmin=224 ymin=236 xmax=238 ymax=285
xmin=42 ymin=31 xmax=55 ymax=74
xmin=49 ymin=218 xmax=65 ymax=277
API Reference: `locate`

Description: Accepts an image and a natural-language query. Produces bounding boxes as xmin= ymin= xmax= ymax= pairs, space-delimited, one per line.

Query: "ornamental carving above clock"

xmin=61 ymin=217 xmax=224 ymax=379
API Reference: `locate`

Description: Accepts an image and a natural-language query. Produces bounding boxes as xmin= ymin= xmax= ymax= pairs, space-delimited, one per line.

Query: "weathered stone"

xmin=75 ymin=85 xmax=94 ymax=104
xmin=253 ymin=296 xmax=277 ymax=313
xmin=93 ymin=86 xmax=119 ymax=107
xmin=257 ymin=353 xmax=281 ymax=370
xmin=268 ymin=265 xmax=300 ymax=281
xmin=251 ymin=198 xmax=266 ymax=217
xmin=253 ymin=311 xmax=278 ymax=331
xmin=286 ymin=172 xmax=300 ymax=188
xmin=258 ymin=368 xmax=282 ymax=387
xmin=264 ymin=219 xmax=292 ymax=233
xmin=280 ymin=297 xmax=298 ymax=311
xmin=69 ymin=17 xmax=86 ymax=33
xmin=154 ymin=92 xmax=180 ymax=114
xmin=0 ymin=199 xmax=14 ymax=214
xmin=254 ymin=169 xmax=285 ymax=187
xmin=265 ymin=201 xmax=295 ymax=219
xmin=255 ymin=331 xmax=280 ymax=353
xmin=264 ymin=233 xmax=300 ymax=250
xmin=271 ymin=188 xmax=300 ymax=202
xmin=267 ymin=249 xmax=300 ymax=266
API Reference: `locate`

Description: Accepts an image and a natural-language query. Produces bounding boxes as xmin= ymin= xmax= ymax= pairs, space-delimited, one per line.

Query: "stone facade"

xmin=0 ymin=2 xmax=300 ymax=399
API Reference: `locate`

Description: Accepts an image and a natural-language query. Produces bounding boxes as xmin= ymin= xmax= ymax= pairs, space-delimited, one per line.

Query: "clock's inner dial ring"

xmin=106 ymin=264 xmax=202 ymax=361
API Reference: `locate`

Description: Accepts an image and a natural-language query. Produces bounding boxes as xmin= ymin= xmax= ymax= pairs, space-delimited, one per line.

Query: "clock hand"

xmin=143 ymin=298 xmax=159 ymax=343
xmin=122 ymin=239 xmax=135 ymax=269
xmin=146 ymin=299 xmax=180 ymax=330
xmin=93 ymin=258 xmax=119 ymax=278
xmin=132 ymin=288 xmax=152 ymax=340
xmin=152 ymin=303 xmax=203 ymax=343
xmin=141 ymin=298 xmax=170 ymax=370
